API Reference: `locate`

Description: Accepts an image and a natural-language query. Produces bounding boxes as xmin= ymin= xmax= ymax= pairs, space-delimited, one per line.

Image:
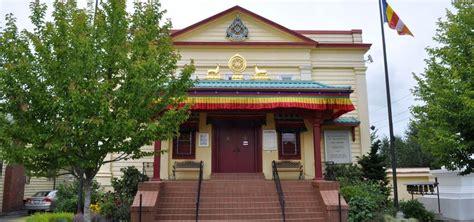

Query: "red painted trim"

xmin=173 ymin=41 xmax=370 ymax=49
xmin=172 ymin=29 xmax=363 ymax=35
xmin=295 ymin=29 xmax=363 ymax=35
xmin=317 ymin=43 xmax=372 ymax=49
xmin=312 ymin=121 xmax=323 ymax=179
xmin=152 ymin=140 xmax=161 ymax=181
xmin=173 ymin=41 xmax=316 ymax=48
xmin=171 ymin=6 xmax=317 ymax=44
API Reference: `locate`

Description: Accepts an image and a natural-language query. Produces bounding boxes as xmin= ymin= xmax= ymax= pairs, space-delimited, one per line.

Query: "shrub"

xmin=53 ymin=179 xmax=103 ymax=213
xmin=99 ymin=166 xmax=148 ymax=221
xmin=400 ymin=200 xmax=435 ymax=222
xmin=324 ymin=163 xmax=363 ymax=184
xmin=358 ymin=140 xmax=390 ymax=199
xmin=99 ymin=192 xmax=134 ymax=221
xmin=26 ymin=212 xmax=74 ymax=222
xmin=111 ymin=166 xmax=149 ymax=197
xmin=347 ymin=196 xmax=377 ymax=222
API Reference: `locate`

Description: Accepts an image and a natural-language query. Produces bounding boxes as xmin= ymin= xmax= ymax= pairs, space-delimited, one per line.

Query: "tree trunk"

xmin=77 ymin=178 xmax=84 ymax=214
xmin=83 ymin=178 xmax=92 ymax=222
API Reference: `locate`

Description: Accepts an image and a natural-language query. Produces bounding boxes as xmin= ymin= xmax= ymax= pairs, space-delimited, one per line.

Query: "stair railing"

xmin=195 ymin=160 xmax=204 ymax=222
xmin=272 ymin=160 xmax=286 ymax=222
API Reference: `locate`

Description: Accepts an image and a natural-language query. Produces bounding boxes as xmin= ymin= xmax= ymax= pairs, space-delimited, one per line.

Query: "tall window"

xmin=173 ymin=131 xmax=196 ymax=159
xmin=278 ymin=131 xmax=301 ymax=159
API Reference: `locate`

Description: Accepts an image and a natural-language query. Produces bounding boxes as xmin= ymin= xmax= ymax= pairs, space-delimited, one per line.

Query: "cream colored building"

xmin=97 ymin=5 xmax=371 ymax=187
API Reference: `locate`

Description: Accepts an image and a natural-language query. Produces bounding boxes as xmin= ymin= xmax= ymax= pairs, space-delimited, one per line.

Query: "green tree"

xmin=412 ymin=2 xmax=473 ymax=175
xmin=358 ymin=140 xmax=389 ymax=196
xmin=379 ymin=122 xmax=439 ymax=169
xmin=0 ymin=1 xmax=194 ymax=221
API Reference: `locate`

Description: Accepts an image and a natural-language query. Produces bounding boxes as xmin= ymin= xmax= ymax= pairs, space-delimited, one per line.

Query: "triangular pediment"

xmin=171 ymin=6 xmax=317 ymax=45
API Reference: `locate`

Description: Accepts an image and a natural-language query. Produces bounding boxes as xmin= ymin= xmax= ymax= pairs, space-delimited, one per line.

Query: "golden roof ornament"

xmin=251 ymin=65 xmax=270 ymax=80
xmin=205 ymin=64 xmax=222 ymax=80
xmin=228 ymin=54 xmax=246 ymax=80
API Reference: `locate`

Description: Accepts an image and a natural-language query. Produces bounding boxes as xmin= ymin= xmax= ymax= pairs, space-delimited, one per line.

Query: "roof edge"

xmin=170 ymin=5 xmax=318 ymax=44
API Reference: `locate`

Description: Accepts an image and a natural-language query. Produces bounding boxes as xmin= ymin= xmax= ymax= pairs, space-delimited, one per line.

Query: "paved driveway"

xmin=0 ymin=211 xmax=29 ymax=222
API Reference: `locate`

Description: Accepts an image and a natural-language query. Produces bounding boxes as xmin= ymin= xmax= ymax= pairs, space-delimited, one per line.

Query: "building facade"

xmin=97 ymin=5 xmax=371 ymax=186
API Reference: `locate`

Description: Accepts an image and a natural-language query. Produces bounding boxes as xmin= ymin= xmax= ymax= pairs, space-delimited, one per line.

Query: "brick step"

xmin=158 ymin=195 xmax=318 ymax=203
xmin=158 ymin=219 xmax=325 ymax=222
xmin=157 ymin=200 xmax=321 ymax=208
xmin=156 ymin=212 xmax=325 ymax=220
xmin=161 ymin=187 xmax=315 ymax=194
xmin=160 ymin=191 xmax=318 ymax=198
xmin=157 ymin=206 xmax=323 ymax=215
xmin=162 ymin=184 xmax=316 ymax=191
xmin=162 ymin=181 xmax=312 ymax=187
xmin=211 ymin=173 xmax=265 ymax=180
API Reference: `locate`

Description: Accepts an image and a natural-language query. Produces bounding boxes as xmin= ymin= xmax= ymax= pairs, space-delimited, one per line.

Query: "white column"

xmin=96 ymin=154 xmax=113 ymax=190
xmin=354 ymin=67 xmax=371 ymax=155
xmin=160 ymin=140 xmax=169 ymax=180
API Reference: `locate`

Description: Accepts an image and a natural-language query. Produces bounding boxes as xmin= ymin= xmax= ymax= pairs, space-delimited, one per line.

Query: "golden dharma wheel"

xmin=228 ymin=54 xmax=247 ymax=74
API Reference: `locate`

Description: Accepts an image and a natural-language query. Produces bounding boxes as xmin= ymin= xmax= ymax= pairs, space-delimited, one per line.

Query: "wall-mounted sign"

xmin=198 ymin=133 xmax=209 ymax=147
xmin=263 ymin=130 xmax=277 ymax=151
xmin=324 ymin=130 xmax=351 ymax=163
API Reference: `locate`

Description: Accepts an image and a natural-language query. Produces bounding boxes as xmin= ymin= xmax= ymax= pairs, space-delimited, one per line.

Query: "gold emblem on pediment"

xmin=228 ymin=54 xmax=246 ymax=80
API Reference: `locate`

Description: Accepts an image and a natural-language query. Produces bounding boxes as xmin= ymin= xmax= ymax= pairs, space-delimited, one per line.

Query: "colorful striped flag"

xmin=382 ymin=0 xmax=413 ymax=36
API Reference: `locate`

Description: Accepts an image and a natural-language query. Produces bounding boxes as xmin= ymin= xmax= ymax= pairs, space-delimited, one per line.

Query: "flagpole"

xmin=378 ymin=0 xmax=399 ymax=210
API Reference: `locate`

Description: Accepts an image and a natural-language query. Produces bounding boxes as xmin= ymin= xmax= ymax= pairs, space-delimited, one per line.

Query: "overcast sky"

xmin=0 ymin=0 xmax=454 ymax=139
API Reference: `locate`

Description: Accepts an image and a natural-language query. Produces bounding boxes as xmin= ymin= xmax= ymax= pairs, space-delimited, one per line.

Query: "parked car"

xmin=25 ymin=190 xmax=57 ymax=213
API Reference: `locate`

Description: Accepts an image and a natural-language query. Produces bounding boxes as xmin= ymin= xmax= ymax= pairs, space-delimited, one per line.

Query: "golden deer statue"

xmin=251 ymin=65 xmax=270 ymax=80
xmin=206 ymin=64 xmax=222 ymax=80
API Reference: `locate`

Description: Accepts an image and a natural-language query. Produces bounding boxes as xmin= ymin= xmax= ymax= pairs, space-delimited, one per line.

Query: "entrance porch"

xmin=152 ymin=80 xmax=359 ymax=181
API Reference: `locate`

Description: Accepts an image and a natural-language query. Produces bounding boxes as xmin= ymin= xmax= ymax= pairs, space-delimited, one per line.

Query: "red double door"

xmin=215 ymin=125 xmax=258 ymax=173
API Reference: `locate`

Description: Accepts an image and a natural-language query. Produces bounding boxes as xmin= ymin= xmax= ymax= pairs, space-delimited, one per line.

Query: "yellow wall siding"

xmin=301 ymin=33 xmax=363 ymax=44
xmin=302 ymin=34 xmax=354 ymax=43
xmin=23 ymin=174 xmax=70 ymax=199
xmin=311 ymin=49 xmax=366 ymax=68
xmin=0 ymin=163 xmax=6 ymax=212
xmin=176 ymin=48 xmax=312 ymax=67
xmin=174 ymin=13 xmax=303 ymax=43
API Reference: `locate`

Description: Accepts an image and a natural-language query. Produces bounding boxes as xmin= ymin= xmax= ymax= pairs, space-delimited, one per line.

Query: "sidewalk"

xmin=0 ymin=210 xmax=28 ymax=222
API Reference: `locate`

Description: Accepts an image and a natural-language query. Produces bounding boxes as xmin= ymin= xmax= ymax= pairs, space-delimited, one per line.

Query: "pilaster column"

xmin=354 ymin=67 xmax=371 ymax=155
xmin=299 ymin=65 xmax=312 ymax=80
xmin=312 ymin=119 xmax=323 ymax=179
xmin=152 ymin=140 xmax=161 ymax=181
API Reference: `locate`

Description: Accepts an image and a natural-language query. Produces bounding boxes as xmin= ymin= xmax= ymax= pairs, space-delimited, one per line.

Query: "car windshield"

xmin=33 ymin=191 xmax=50 ymax=197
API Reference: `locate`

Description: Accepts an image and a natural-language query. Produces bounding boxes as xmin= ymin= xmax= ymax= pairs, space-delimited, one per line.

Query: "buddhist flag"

xmin=382 ymin=0 xmax=413 ymax=36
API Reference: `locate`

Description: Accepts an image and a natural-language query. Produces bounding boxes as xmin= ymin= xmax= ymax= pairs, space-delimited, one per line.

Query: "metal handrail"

xmin=272 ymin=160 xmax=286 ymax=222
xmin=195 ymin=161 xmax=204 ymax=222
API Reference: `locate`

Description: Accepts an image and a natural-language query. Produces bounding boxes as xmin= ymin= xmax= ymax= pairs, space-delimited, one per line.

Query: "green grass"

xmin=26 ymin=212 xmax=74 ymax=222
